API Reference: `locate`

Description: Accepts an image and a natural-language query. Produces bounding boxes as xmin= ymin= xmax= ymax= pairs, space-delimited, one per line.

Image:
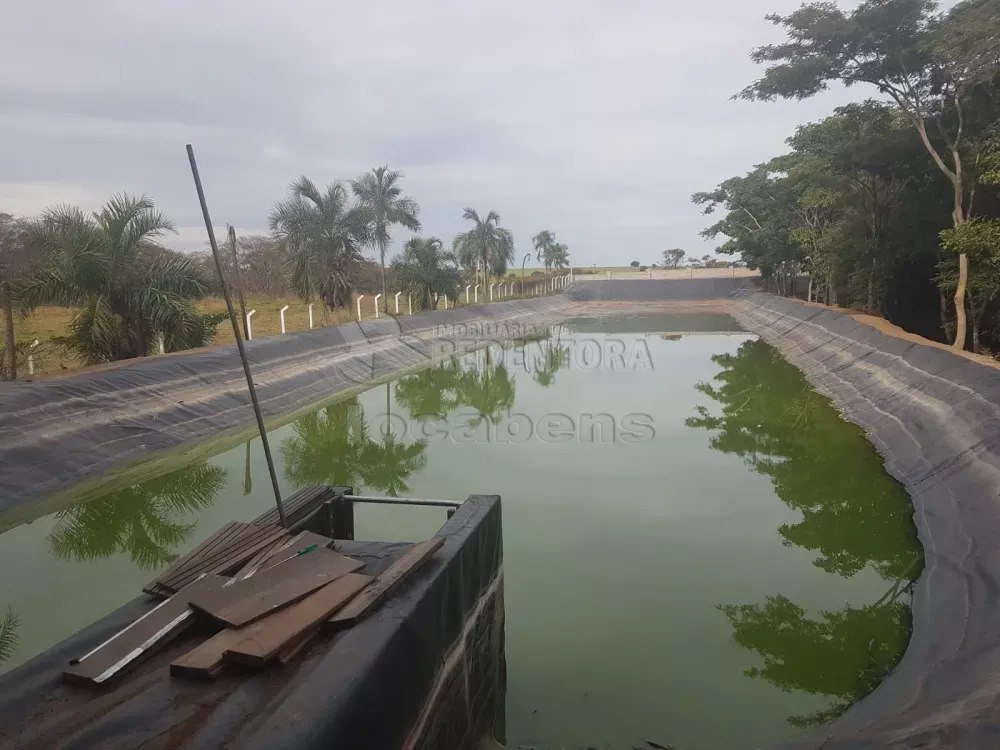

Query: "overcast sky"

xmin=2 ymin=0 xmax=880 ymax=266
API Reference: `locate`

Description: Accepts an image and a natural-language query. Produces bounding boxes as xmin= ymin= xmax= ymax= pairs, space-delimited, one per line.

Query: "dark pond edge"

xmin=729 ymin=290 xmax=1000 ymax=749
xmin=0 ymin=296 xmax=574 ymax=516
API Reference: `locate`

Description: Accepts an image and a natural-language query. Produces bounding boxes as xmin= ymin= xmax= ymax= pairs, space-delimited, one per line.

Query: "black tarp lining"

xmin=0 ymin=297 xmax=571 ymax=515
xmin=728 ymin=290 xmax=1000 ymax=749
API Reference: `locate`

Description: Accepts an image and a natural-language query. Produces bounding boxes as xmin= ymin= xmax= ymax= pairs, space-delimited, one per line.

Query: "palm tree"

xmin=351 ymin=166 xmax=421 ymax=313
xmin=20 ymin=195 xmax=211 ymax=363
xmin=48 ymin=462 xmax=226 ymax=571
xmin=550 ymin=243 xmax=570 ymax=270
xmin=391 ymin=237 xmax=462 ymax=310
xmin=270 ymin=177 xmax=370 ymax=310
xmin=533 ymin=230 xmax=556 ymax=271
xmin=453 ymin=209 xmax=515 ymax=296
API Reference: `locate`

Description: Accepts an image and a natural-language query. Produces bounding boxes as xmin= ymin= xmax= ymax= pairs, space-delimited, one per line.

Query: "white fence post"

xmin=157 ymin=333 xmax=165 ymax=355
xmin=279 ymin=304 xmax=289 ymax=334
xmin=28 ymin=339 xmax=39 ymax=375
xmin=356 ymin=296 xmax=364 ymax=322
xmin=474 ymin=285 xmax=480 ymax=303
xmin=443 ymin=294 xmax=448 ymax=309
xmin=408 ymin=294 xmax=412 ymax=315
xmin=246 ymin=309 xmax=256 ymax=341
xmin=308 ymin=303 xmax=314 ymax=329
xmin=374 ymin=293 xmax=382 ymax=318
xmin=465 ymin=285 xmax=471 ymax=304
xmin=489 ymin=283 xmax=495 ymax=301
xmin=395 ymin=292 xmax=401 ymax=314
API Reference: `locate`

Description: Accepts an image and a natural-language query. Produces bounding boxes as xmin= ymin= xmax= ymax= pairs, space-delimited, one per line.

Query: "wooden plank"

xmin=327 ymin=539 xmax=443 ymax=630
xmin=236 ymin=530 xmax=334 ymax=581
xmin=224 ymin=574 xmax=372 ymax=666
xmin=275 ymin=629 xmax=315 ymax=666
xmin=188 ymin=546 xmax=364 ymax=628
xmin=254 ymin=485 xmax=335 ymax=527
xmin=169 ymin=627 xmax=246 ymax=680
xmin=142 ymin=522 xmax=242 ymax=595
xmin=167 ymin=525 xmax=288 ymax=592
xmin=65 ymin=575 xmax=226 ymax=686
xmin=163 ymin=523 xmax=275 ymax=585
xmin=155 ymin=522 xmax=261 ymax=592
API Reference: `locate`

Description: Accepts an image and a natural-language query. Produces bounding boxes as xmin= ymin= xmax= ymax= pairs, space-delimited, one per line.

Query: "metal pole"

xmin=186 ymin=144 xmax=287 ymax=528
xmin=227 ymin=225 xmax=249 ymax=339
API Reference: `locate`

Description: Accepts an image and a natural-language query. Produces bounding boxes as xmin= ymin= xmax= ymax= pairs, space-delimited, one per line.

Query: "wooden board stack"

xmin=63 ymin=529 xmax=445 ymax=687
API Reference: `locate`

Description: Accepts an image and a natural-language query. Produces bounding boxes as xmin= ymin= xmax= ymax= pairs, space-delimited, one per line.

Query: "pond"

xmin=0 ymin=313 xmax=922 ymax=750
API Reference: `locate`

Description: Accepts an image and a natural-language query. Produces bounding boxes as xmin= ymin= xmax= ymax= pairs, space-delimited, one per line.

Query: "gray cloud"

xmin=2 ymin=0 xmax=874 ymax=263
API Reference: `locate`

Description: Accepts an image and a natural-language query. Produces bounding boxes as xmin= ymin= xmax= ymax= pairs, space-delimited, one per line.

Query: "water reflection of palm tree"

xmin=48 ymin=462 xmax=226 ymax=571
xmin=395 ymin=360 xmax=461 ymax=419
xmin=455 ymin=347 xmax=515 ymax=427
xmin=282 ymin=397 xmax=427 ymax=496
xmin=363 ymin=434 xmax=427 ymax=496
xmin=533 ymin=339 xmax=570 ymax=388
xmin=687 ymin=339 xmax=923 ymax=727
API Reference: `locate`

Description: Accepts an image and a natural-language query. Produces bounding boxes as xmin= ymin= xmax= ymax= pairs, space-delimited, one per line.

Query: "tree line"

xmin=0 ymin=168 xmax=573 ymax=373
xmin=695 ymin=0 xmax=1000 ymax=351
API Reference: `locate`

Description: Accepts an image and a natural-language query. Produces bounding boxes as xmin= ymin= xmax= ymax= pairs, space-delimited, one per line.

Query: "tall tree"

xmin=533 ymin=230 xmax=556 ymax=271
xmin=663 ymin=248 xmax=686 ymax=268
xmin=270 ymin=177 xmax=370 ymax=310
xmin=453 ymin=209 xmax=515 ymax=296
xmin=550 ymin=243 xmax=570 ymax=270
xmin=351 ymin=166 xmax=421 ymax=313
xmin=738 ymin=0 xmax=1000 ymax=349
xmin=390 ymin=236 xmax=462 ymax=310
xmin=20 ymin=195 xmax=212 ymax=363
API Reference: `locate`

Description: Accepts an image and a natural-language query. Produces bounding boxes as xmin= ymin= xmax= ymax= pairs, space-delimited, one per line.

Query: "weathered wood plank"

xmin=65 ymin=575 xmax=227 ymax=687
xmin=156 ymin=522 xmax=263 ymax=592
xmin=169 ymin=627 xmax=246 ymax=680
xmin=143 ymin=522 xmax=243 ymax=596
xmin=327 ymin=538 xmax=443 ymax=630
xmin=224 ymin=574 xmax=372 ymax=666
xmin=167 ymin=525 xmax=288 ymax=592
xmin=234 ymin=530 xmax=335 ymax=582
xmin=253 ymin=485 xmax=335 ymax=527
xmin=188 ymin=546 xmax=364 ymax=628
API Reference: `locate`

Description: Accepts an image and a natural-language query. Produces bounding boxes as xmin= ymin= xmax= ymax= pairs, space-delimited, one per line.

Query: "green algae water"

xmin=0 ymin=313 xmax=922 ymax=749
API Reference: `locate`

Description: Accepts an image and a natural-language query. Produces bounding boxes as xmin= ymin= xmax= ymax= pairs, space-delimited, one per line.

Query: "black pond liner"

xmin=726 ymin=290 xmax=1000 ymax=749
xmin=0 ymin=495 xmax=505 ymax=750
xmin=0 ymin=296 xmax=573 ymax=514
